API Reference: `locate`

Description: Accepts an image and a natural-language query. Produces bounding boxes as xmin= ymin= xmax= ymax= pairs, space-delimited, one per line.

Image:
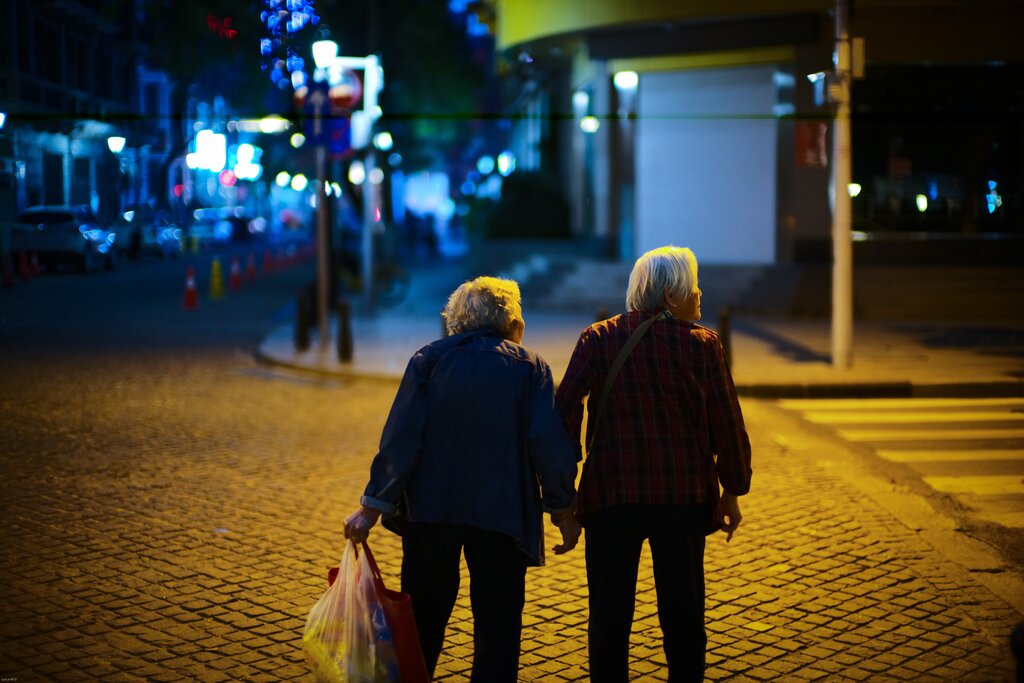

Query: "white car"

xmin=12 ymin=205 xmax=117 ymax=272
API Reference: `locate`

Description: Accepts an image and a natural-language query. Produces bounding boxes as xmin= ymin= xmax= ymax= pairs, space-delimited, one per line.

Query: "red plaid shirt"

xmin=556 ymin=311 xmax=752 ymax=520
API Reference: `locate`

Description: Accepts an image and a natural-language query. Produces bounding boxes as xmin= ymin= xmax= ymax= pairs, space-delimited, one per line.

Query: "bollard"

xmin=295 ymin=289 xmax=311 ymax=351
xmin=336 ymin=298 xmax=353 ymax=363
xmin=209 ymin=257 xmax=224 ymax=300
xmin=718 ymin=306 xmax=732 ymax=369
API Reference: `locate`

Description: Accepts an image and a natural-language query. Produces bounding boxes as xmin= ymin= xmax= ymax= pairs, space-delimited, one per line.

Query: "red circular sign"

xmin=329 ymin=70 xmax=363 ymax=111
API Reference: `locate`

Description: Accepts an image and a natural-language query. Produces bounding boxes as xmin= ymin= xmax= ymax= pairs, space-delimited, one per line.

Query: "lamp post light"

xmin=107 ymin=136 xmax=126 ymax=154
xmin=309 ymin=38 xmax=337 ymax=353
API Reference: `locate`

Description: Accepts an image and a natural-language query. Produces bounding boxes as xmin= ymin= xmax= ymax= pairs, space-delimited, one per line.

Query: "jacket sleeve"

xmin=528 ymin=360 xmax=578 ymax=514
xmin=554 ymin=327 xmax=595 ymax=462
xmin=360 ymin=349 xmax=431 ymax=514
xmin=705 ymin=333 xmax=752 ymax=496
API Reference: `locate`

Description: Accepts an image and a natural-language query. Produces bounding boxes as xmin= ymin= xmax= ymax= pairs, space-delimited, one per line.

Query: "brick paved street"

xmin=1 ymin=343 xmax=1020 ymax=680
xmin=0 ymin=258 xmax=1020 ymax=681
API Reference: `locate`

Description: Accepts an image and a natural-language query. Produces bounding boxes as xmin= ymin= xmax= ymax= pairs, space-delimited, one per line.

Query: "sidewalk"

xmin=256 ymin=264 xmax=1024 ymax=397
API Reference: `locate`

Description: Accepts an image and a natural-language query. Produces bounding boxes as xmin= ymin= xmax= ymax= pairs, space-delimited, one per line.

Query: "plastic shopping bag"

xmin=303 ymin=540 xmax=400 ymax=683
xmin=324 ymin=542 xmax=430 ymax=683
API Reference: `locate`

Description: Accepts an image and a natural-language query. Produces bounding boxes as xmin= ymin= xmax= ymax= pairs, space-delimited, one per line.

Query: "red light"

xmin=173 ymin=184 xmax=184 ymax=197
xmin=206 ymin=15 xmax=238 ymax=39
xmin=219 ymin=170 xmax=237 ymax=187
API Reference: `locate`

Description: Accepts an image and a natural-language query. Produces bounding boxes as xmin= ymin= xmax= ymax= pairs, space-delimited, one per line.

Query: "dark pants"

xmin=585 ymin=504 xmax=708 ymax=683
xmin=401 ymin=522 xmax=528 ymax=682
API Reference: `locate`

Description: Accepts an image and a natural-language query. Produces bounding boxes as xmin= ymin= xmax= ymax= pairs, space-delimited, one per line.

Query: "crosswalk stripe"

xmin=838 ymin=428 xmax=1024 ymax=442
xmin=778 ymin=398 xmax=1024 ymax=411
xmin=923 ymin=475 xmax=1024 ymax=495
xmin=802 ymin=411 xmax=1024 ymax=425
xmin=877 ymin=449 xmax=1024 ymax=463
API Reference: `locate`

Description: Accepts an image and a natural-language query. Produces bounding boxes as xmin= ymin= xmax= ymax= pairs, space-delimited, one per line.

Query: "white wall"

xmin=636 ymin=66 xmax=778 ymax=264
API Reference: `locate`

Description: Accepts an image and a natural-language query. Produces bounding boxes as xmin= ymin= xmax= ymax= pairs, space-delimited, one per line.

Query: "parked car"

xmin=12 ymin=205 xmax=117 ymax=273
xmin=111 ymin=211 xmax=184 ymax=259
xmin=184 ymin=216 xmax=233 ymax=249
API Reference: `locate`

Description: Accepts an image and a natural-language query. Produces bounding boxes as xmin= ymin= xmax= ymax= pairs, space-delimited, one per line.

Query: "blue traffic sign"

xmin=303 ymin=80 xmax=353 ymax=157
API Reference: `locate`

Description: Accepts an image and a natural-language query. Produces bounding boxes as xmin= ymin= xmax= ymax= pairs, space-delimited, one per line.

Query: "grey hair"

xmin=625 ymin=246 xmax=699 ymax=313
xmin=442 ymin=276 xmax=523 ymax=337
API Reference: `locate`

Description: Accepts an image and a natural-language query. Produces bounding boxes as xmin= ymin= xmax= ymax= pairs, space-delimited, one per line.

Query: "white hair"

xmin=442 ymin=276 xmax=523 ymax=337
xmin=625 ymin=246 xmax=699 ymax=313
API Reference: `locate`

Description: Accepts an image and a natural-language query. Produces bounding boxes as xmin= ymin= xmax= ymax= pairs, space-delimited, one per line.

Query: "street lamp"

xmin=311 ymin=39 xmax=338 ymax=70
xmin=107 ymin=136 xmax=126 ymax=154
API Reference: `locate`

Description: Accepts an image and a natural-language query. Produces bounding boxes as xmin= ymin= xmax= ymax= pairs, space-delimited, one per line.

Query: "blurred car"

xmin=112 ymin=211 xmax=184 ymax=259
xmin=184 ymin=217 xmax=233 ymax=248
xmin=12 ymin=205 xmax=117 ymax=272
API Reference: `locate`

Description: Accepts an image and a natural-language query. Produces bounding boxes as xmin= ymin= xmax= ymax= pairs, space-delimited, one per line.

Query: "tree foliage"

xmin=321 ymin=0 xmax=492 ymax=170
xmin=138 ymin=0 xmax=491 ymax=187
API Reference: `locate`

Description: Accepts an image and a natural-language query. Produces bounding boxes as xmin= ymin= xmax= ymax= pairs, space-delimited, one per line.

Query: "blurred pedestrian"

xmin=556 ymin=245 xmax=752 ymax=682
xmin=343 ymin=276 xmax=581 ymax=682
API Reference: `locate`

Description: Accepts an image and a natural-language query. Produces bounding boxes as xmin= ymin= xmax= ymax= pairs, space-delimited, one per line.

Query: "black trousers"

xmin=585 ymin=504 xmax=708 ymax=683
xmin=401 ymin=522 xmax=528 ymax=683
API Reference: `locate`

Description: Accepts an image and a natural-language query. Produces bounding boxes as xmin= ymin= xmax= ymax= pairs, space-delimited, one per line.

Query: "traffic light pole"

xmin=831 ymin=0 xmax=853 ymax=368
xmin=361 ymin=151 xmax=376 ymax=301
xmin=316 ymin=144 xmax=330 ymax=352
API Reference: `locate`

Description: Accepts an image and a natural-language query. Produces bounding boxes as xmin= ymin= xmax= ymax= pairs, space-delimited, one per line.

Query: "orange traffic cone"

xmin=246 ymin=252 xmax=257 ymax=283
xmin=18 ymin=252 xmax=31 ymax=281
xmin=2 ymin=252 xmax=15 ymax=288
xmin=229 ymin=255 xmax=242 ymax=290
xmin=182 ymin=266 xmax=199 ymax=310
xmin=263 ymin=249 xmax=274 ymax=276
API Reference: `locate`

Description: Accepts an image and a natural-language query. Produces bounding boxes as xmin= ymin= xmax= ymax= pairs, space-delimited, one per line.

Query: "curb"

xmin=253 ymin=347 xmax=402 ymax=383
xmin=257 ymin=347 xmax=1024 ymax=399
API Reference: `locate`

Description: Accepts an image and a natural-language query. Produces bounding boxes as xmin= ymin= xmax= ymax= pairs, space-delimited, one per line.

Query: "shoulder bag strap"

xmin=586 ymin=311 xmax=668 ymax=455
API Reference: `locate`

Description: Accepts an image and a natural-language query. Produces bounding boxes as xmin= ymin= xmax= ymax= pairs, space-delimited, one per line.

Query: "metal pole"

xmin=831 ymin=0 xmax=853 ymax=368
xmin=361 ymin=151 xmax=375 ymax=301
xmin=316 ymin=145 xmax=330 ymax=352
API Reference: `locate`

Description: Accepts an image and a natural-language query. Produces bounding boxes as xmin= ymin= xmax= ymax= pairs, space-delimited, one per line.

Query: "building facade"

xmin=491 ymin=0 xmax=1024 ymax=265
xmin=0 ymin=0 xmax=173 ymax=226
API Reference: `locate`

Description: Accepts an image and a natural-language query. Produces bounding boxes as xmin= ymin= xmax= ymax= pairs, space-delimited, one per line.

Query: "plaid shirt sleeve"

xmin=555 ymin=327 xmax=595 ymax=463
xmin=704 ymin=332 xmax=752 ymax=496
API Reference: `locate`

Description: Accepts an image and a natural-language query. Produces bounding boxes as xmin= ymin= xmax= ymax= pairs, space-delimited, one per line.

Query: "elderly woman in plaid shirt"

xmin=556 ymin=245 xmax=752 ymax=682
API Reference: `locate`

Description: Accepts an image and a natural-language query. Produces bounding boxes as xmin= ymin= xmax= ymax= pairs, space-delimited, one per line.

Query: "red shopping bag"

xmin=325 ymin=542 xmax=430 ymax=683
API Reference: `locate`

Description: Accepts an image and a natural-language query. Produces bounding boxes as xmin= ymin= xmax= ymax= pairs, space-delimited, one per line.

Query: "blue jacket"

xmin=361 ymin=329 xmax=578 ymax=566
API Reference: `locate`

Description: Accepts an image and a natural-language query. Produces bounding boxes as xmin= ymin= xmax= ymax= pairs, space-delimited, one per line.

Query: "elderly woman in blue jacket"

xmin=344 ymin=276 xmax=581 ymax=683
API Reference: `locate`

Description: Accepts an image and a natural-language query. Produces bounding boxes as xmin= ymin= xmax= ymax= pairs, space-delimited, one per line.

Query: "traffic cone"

xmin=263 ymin=249 xmax=274 ymax=276
xmin=209 ymin=257 xmax=224 ymax=300
xmin=2 ymin=252 xmax=15 ymax=288
xmin=182 ymin=266 xmax=199 ymax=310
xmin=246 ymin=252 xmax=257 ymax=283
xmin=29 ymin=251 xmax=39 ymax=277
xmin=229 ymin=255 xmax=242 ymax=290
xmin=18 ymin=252 xmax=31 ymax=281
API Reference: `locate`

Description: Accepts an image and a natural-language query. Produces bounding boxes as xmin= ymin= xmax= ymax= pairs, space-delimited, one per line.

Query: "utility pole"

xmin=831 ymin=0 xmax=854 ymax=368
xmin=316 ymin=144 xmax=330 ymax=352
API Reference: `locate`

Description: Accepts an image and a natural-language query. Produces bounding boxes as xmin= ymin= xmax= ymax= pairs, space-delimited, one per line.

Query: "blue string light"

xmin=261 ymin=0 xmax=320 ymax=88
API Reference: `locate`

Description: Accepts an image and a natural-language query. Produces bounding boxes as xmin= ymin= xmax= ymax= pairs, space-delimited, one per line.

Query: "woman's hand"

xmin=551 ymin=511 xmax=582 ymax=554
xmin=718 ymin=493 xmax=742 ymax=542
xmin=343 ymin=506 xmax=382 ymax=543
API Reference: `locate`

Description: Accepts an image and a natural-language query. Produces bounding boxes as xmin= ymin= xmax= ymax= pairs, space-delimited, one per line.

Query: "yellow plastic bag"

xmin=303 ymin=540 xmax=400 ymax=682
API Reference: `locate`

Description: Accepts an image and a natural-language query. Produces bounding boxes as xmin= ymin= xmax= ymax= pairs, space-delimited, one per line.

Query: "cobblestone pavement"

xmin=1 ymin=347 xmax=1021 ymax=681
